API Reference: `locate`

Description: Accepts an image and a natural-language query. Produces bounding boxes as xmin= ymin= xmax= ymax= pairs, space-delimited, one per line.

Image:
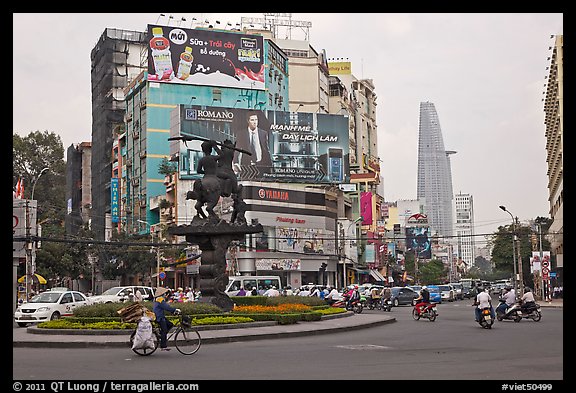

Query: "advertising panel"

xmin=176 ymin=106 xmax=350 ymax=184
xmin=255 ymin=258 xmax=301 ymax=271
xmin=147 ymin=24 xmax=264 ymax=90
xmin=328 ymin=61 xmax=352 ymax=75
xmin=13 ymin=200 xmax=36 ymax=258
xmin=276 ymin=227 xmax=335 ymax=255
xmin=405 ymin=226 xmax=432 ymax=259
xmin=531 ymin=252 xmax=541 ymax=272
xmin=110 ymin=178 xmax=119 ymax=223
xmin=360 ymin=192 xmax=373 ymax=225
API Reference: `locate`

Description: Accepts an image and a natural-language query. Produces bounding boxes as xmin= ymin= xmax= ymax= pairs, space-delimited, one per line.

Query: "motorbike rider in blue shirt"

xmin=496 ymin=286 xmax=516 ymax=315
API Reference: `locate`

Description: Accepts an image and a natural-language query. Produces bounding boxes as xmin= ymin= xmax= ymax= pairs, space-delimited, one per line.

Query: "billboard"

xmin=328 ymin=61 xmax=352 ymax=75
xmin=175 ymin=106 xmax=350 ymax=184
xmin=13 ymin=199 xmax=37 ymax=258
xmin=405 ymin=226 xmax=432 ymax=259
xmin=110 ymin=178 xmax=119 ymax=223
xmin=147 ymin=24 xmax=265 ymax=90
xmin=360 ymin=192 xmax=373 ymax=225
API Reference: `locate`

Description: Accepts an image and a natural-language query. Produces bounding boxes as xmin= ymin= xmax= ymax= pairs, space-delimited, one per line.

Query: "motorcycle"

xmin=332 ymin=294 xmax=364 ymax=314
xmin=412 ymin=302 xmax=438 ymax=321
xmin=477 ymin=306 xmax=494 ymax=329
xmin=496 ymin=298 xmax=522 ymax=322
xmin=379 ymin=298 xmax=393 ymax=312
xmin=507 ymin=301 xmax=542 ymax=322
xmin=366 ymin=296 xmax=380 ymax=310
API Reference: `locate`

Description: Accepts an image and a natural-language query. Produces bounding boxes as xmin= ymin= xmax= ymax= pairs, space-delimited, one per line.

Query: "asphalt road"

xmin=12 ymin=300 xmax=563 ymax=383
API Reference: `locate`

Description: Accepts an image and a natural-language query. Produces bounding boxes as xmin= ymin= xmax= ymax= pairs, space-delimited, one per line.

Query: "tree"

xmin=158 ymin=157 xmax=177 ymax=176
xmin=488 ymin=217 xmax=553 ymax=290
xmin=13 ymin=131 xmax=66 ymax=225
xmin=419 ymin=259 xmax=447 ymax=284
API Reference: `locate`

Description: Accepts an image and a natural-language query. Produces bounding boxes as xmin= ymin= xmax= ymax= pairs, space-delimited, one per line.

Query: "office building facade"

xmin=416 ymin=101 xmax=455 ymax=239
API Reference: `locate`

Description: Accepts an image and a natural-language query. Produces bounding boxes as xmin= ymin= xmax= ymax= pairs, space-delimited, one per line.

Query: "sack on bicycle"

xmin=132 ymin=316 xmax=156 ymax=351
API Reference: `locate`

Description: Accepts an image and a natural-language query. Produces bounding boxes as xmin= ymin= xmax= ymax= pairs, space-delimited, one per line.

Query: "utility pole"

xmin=538 ymin=223 xmax=546 ymax=301
xmin=25 ymin=200 xmax=32 ymax=302
xmin=515 ymin=216 xmax=524 ymax=298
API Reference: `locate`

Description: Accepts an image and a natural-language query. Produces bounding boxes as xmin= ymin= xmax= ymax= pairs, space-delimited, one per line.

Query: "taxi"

xmin=14 ymin=290 xmax=91 ymax=327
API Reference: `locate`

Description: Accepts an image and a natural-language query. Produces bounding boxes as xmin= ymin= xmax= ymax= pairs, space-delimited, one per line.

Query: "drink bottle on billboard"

xmin=149 ymin=27 xmax=174 ymax=81
xmin=176 ymin=46 xmax=194 ymax=80
xmin=328 ymin=147 xmax=344 ymax=182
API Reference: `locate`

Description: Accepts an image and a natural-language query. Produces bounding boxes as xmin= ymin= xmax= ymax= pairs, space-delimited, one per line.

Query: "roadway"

xmin=13 ymin=299 xmax=563 ymax=383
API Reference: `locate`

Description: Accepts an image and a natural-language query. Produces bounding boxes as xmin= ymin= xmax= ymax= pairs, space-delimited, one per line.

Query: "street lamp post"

xmin=25 ymin=168 xmax=49 ymax=302
xmin=138 ymin=220 xmax=160 ymax=288
xmin=31 ymin=167 xmax=49 ymax=200
xmin=499 ymin=205 xmax=523 ymax=300
xmin=343 ymin=216 xmax=363 ymax=288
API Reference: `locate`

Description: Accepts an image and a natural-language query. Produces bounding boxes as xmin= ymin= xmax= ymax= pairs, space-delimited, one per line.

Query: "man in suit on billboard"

xmin=234 ymin=110 xmax=272 ymax=171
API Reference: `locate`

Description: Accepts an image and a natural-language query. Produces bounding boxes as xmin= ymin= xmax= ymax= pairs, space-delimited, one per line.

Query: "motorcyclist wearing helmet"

xmin=496 ymin=285 xmax=516 ymax=315
xmin=414 ymin=286 xmax=430 ymax=315
xmin=346 ymin=285 xmax=361 ymax=309
xmin=474 ymin=286 xmax=495 ymax=321
xmin=520 ymin=287 xmax=536 ymax=314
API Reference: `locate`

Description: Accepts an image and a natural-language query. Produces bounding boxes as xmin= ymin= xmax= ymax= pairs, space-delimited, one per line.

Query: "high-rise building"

xmin=65 ymin=142 xmax=92 ymax=235
xmin=543 ymin=34 xmax=563 ymax=272
xmin=454 ymin=192 xmax=476 ymax=270
xmin=90 ymin=28 xmax=147 ymax=241
xmin=417 ymin=101 xmax=455 ymax=239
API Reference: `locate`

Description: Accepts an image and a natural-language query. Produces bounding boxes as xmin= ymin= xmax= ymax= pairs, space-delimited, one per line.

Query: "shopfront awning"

xmin=369 ymin=269 xmax=387 ymax=283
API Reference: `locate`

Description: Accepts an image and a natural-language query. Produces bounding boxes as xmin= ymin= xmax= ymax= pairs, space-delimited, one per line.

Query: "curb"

xmin=14 ymin=312 xmax=395 ymax=349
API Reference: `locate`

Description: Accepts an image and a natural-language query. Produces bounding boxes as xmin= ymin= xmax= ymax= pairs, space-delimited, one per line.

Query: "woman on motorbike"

xmin=346 ymin=285 xmax=360 ymax=309
xmin=379 ymin=287 xmax=392 ymax=307
xmin=414 ymin=286 xmax=430 ymax=315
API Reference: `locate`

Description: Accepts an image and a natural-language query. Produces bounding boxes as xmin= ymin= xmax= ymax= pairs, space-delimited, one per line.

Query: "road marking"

xmin=335 ymin=344 xmax=393 ymax=350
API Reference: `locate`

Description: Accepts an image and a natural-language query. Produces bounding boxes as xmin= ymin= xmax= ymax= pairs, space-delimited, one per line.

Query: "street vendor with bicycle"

xmin=153 ymin=287 xmax=181 ymax=351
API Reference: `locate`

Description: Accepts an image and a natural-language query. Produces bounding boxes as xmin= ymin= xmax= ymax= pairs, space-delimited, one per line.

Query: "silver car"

xmin=438 ymin=284 xmax=455 ymax=302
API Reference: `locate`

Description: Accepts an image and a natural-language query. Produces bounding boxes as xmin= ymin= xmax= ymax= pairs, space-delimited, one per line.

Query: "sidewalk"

xmin=13 ymin=312 xmax=396 ymax=349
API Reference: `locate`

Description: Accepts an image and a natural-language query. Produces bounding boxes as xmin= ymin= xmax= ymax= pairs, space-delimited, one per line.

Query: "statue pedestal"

xmin=168 ymin=217 xmax=263 ymax=312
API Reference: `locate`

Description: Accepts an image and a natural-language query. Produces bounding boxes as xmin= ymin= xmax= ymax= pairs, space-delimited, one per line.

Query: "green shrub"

xmin=38 ymin=320 xmax=136 ymax=330
xmin=192 ymin=316 xmax=254 ymax=325
xmin=73 ymin=301 xmax=222 ymax=318
xmin=313 ymin=307 xmax=347 ymax=315
xmin=231 ymin=295 xmax=326 ymax=307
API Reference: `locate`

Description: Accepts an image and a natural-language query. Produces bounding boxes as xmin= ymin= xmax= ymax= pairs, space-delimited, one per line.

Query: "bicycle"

xmin=130 ymin=313 xmax=201 ymax=356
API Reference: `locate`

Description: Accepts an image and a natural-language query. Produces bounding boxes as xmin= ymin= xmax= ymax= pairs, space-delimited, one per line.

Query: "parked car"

xmin=426 ymin=285 xmax=443 ymax=303
xmin=390 ymin=286 xmax=420 ymax=307
xmin=89 ymin=286 xmax=155 ymax=304
xmin=449 ymin=282 xmax=464 ymax=300
xmin=438 ymin=284 xmax=455 ymax=302
xmin=14 ymin=290 xmax=91 ymax=327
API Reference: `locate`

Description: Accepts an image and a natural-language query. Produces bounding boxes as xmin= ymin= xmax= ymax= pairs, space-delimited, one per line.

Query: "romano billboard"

xmin=173 ymin=106 xmax=350 ymax=184
xmin=147 ymin=24 xmax=265 ymax=90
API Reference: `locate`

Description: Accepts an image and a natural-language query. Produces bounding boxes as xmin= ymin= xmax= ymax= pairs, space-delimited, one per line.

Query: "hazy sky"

xmin=13 ymin=13 xmax=563 ymax=241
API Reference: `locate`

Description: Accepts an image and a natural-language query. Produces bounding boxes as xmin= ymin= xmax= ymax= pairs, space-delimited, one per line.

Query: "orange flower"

xmin=233 ymin=304 xmax=312 ymax=314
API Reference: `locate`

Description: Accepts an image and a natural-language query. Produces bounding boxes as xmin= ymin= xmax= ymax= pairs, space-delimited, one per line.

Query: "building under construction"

xmin=90 ymin=28 xmax=147 ymax=241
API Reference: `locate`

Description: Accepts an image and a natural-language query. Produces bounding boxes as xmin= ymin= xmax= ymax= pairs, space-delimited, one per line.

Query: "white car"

xmin=438 ymin=284 xmax=455 ymax=302
xmin=14 ymin=290 xmax=91 ymax=327
xmin=89 ymin=286 xmax=155 ymax=304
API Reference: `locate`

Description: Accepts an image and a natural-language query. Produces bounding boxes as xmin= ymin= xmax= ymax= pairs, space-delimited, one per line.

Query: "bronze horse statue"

xmin=171 ymin=137 xmax=247 ymax=222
